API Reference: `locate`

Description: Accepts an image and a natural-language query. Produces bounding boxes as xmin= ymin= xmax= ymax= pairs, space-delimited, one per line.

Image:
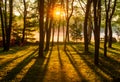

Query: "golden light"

xmin=53 ymin=7 xmax=61 ymax=18
xmin=53 ymin=5 xmax=65 ymax=18
xmin=55 ymin=11 xmax=61 ymax=16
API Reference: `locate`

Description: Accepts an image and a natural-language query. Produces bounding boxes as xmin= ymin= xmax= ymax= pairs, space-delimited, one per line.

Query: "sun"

xmin=55 ymin=11 xmax=61 ymax=16
xmin=53 ymin=7 xmax=61 ymax=18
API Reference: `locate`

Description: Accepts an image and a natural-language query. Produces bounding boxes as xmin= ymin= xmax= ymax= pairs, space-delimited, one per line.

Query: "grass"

xmin=0 ymin=42 xmax=120 ymax=82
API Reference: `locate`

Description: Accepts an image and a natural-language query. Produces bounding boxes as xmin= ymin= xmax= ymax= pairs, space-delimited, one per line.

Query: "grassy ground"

xmin=0 ymin=42 xmax=120 ymax=82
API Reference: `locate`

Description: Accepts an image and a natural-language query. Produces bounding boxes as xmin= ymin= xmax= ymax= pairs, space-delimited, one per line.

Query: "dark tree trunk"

xmin=104 ymin=0 xmax=110 ymax=57
xmin=38 ymin=0 xmax=44 ymax=57
xmin=88 ymin=10 xmax=93 ymax=44
xmin=64 ymin=20 xmax=69 ymax=50
xmin=0 ymin=1 xmax=6 ymax=50
xmin=52 ymin=23 xmax=55 ymax=46
xmin=64 ymin=0 xmax=74 ymax=50
xmin=108 ymin=0 xmax=117 ymax=48
xmin=57 ymin=20 xmax=61 ymax=43
xmin=45 ymin=18 xmax=53 ymax=51
xmin=4 ymin=0 xmax=8 ymax=51
xmin=93 ymin=0 xmax=101 ymax=65
xmin=45 ymin=5 xmax=49 ymax=51
xmin=83 ymin=0 xmax=92 ymax=53
xmin=108 ymin=19 xmax=112 ymax=48
xmin=21 ymin=0 xmax=27 ymax=44
xmin=5 ymin=0 xmax=13 ymax=51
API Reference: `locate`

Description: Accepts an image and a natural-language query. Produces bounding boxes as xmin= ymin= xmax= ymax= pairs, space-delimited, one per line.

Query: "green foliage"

xmin=70 ymin=23 xmax=82 ymax=41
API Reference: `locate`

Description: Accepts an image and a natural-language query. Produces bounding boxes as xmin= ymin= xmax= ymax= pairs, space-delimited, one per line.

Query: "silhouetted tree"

xmin=64 ymin=0 xmax=74 ymax=50
xmin=0 ymin=0 xmax=6 ymax=49
xmin=93 ymin=0 xmax=101 ymax=65
xmin=38 ymin=0 xmax=44 ymax=57
xmin=21 ymin=0 xmax=27 ymax=44
xmin=108 ymin=0 xmax=117 ymax=48
xmin=83 ymin=0 xmax=92 ymax=53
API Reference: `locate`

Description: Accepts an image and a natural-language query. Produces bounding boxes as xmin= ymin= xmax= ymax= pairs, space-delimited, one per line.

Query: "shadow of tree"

xmin=21 ymin=47 xmax=52 ymax=82
xmin=64 ymin=47 xmax=88 ymax=82
xmin=0 ymin=48 xmax=37 ymax=70
xmin=99 ymin=56 xmax=120 ymax=81
xmin=70 ymin=45 xmax=111 ymax=82
xmin=0 ymin=48 xmax=39 ymax=81
xmin=71 ymin=44 xmax=120 ymax=82
xmin=90 ymin=43 xmax=120 ymax=56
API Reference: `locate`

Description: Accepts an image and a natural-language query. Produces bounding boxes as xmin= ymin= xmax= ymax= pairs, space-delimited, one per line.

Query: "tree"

xmin=21 ymin=0 xmax=27 ymax=44
xmin=70 ymin=17 xmax=82 ymax=42
xmin=0 ymin=0 xmax=6 ymax=50
xmin=5 ymin=0 xmax=13 ymax=50
xmin=38 ymin=0 xmax=44 ymax=57
xmin=108 ymin=0 xmax=117 ymax=48
xmin=64 ymin=0 xmax=74 ymax=50
xmin=45 ymin=0 xmax=54 ymax=51
xmin=83 ymin=0 xmax=92 ymax=53
xmin=104 ymin=0 xmax=110 ymax=57
xmin=93 ymin=0 xmax=101 ymax=65
xmin=1 ymin=0 xmax=13 ymax=51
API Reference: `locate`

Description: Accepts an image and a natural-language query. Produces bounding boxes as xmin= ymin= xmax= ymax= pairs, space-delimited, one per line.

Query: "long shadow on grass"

xmin=0 ymin=48 xmax=36 ymax=70
xmin=90 ymin=44 xmax=120 ymax=56
xmin=71 ymin=45 xmax=120 ymax=81
xmin=70 ymin=45 xmax=111 ymax=82
xmin=21 ymin=47 xmax=53 ymax=82
xmin=0 ymin=48 xmax=39 ymax=81
xmin=57 ymin=44 xmax=67 ymax=82
xmin=99 ymin=57 xmax=120 ymax=81
xmin=64 ymin=47 xmax=88 ymax=82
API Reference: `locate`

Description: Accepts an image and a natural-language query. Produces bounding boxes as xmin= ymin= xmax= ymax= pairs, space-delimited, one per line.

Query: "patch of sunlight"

xmin=42 ymin=48 xmax=62 ymax=82
xmin=12 ymin=59 xmax=36 ymax=82
xmin=66 ymin=45 xmax=111 ymax=81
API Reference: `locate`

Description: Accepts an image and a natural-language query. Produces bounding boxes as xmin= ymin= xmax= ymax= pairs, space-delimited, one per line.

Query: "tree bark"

xmin=83 ymin=0 xmax=92 ymax=53
xmin=5 ymin=0 xmax=13 ymax=51
xmin=64 ymin=0 xmax=74 ymax=50
xmin=93 ymin=0 xmax=101 ymax=65
xmin=21 ymin=0 xmax=27 ymax=44
xmin=0 ymin=0 xmax=6 ymax=50
xmin=38 ymin=0 xmax=44 ymax=57
xmin=108 ymin=0 xmax=117 ymax=48
xmin=104 ymin=0 xmax=111 ymax=57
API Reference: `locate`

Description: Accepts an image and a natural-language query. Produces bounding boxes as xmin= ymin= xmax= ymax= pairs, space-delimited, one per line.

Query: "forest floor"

xmin=0 ymin=42 xmax=120 ymax=82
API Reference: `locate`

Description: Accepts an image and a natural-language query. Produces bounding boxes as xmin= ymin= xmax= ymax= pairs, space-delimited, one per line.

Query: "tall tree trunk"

xmin=108 ymin=19 xmax=112 ymax=48
xmin=0 ymin=0 xmax=6 ymax=50
xmin=45 ymin=4 xmax=49 ymax=51
xmin=104 ymin=0 xmax=110 ymax=57
xmin=93 ymin=0 xmax=101 ymax=65
xmin=5 ymin=0 xmax=13 ymax=51
xmin=45 ymin=17 xmax=53 ymax=51
xmin=64 ymin=0 xmax=74 ymax=50
xmin=4 ymin=0 xmax=8 ymax=51
xmin=88 ymin=9 xmax=93 ymax=44
xmin=52 ymin=23 xmax=55 ymax=46
xmin=57 ymin=20 xmax=60 ymax=43
xmin=38 ymin=0 xmax=44 ymax=57
xmin=108 ymin=0 xmax=117 ymax=48
xmin=21 ymin=0 xmax=27 ymax=44
xmin=83 ymin=0 xmax=92 ymax=53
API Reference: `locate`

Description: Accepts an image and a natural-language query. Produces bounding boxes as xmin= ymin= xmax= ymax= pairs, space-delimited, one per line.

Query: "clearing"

xmin=0 ymin=43 xmax=120 ymax=82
